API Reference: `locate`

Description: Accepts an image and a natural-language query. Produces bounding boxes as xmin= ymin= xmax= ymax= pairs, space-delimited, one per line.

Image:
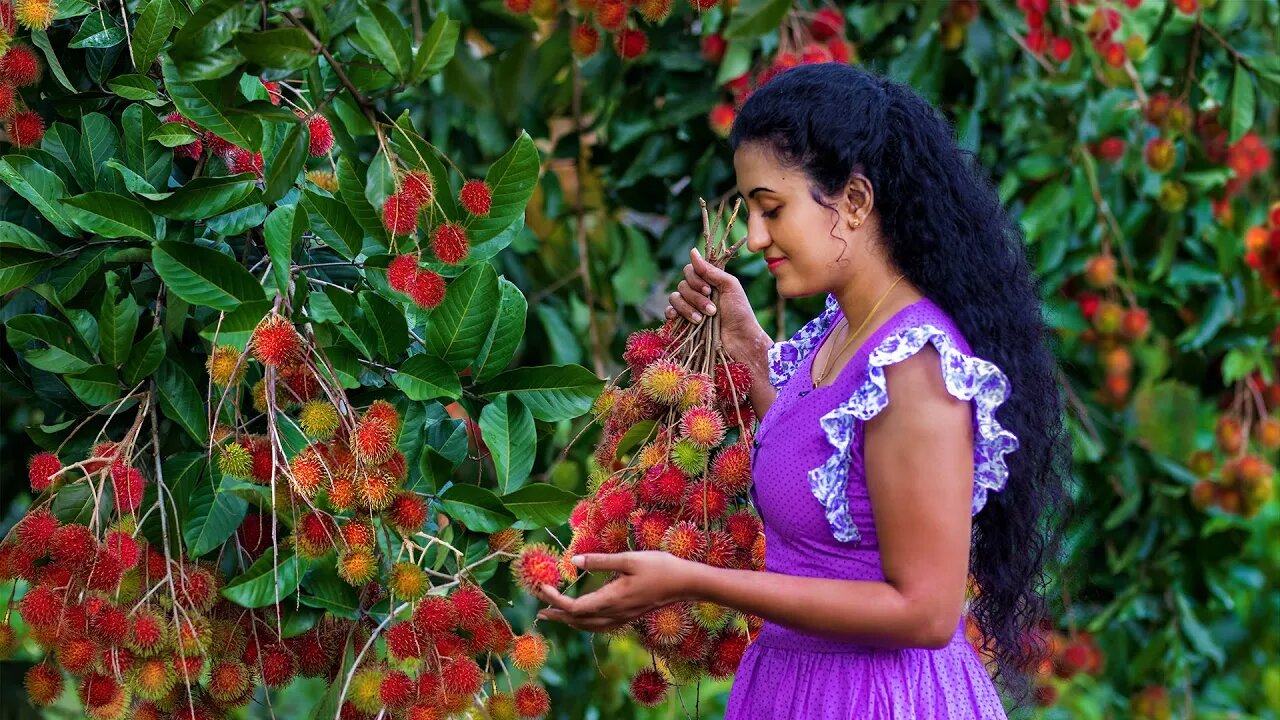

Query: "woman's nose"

xmin=744 ymin=215 xmax=770 ymax=254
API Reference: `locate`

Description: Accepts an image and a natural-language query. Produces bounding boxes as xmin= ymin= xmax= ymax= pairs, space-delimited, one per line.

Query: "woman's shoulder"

xmin=766 ymin=294 xmax=842 ymax=389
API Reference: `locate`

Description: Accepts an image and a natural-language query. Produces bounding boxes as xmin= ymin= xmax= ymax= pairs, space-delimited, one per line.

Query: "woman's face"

xmin=733 ymin=142 xmax=870 ymax=298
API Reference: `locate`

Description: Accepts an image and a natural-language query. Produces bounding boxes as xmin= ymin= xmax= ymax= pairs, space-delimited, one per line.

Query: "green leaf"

xmin=53 ymin=482 xmax=110 ymax=526
xmin=0 ymin=221 xmax=56 ymax=253
xmin=148 ymin=174 xmax=257 ymax=220
xmin=356 ymin=4 xmax=412 ymax=80
xmin=411 ymin=12 xmax=458 ymax=82
xmin=107 ymin=159 xmax=163 ymax=194
xmin=148 ymin=121 xmax=201 ymax=147
xmin=52 ymin=247 xmax=109 ymax=303
xmin=336 ymin=156 xmax=387 ymax=247
xmin=301 ymin=190 xmax=363 ymax=260
xmin=300 ymin=564 xmax=360 ymax=619
xmin=162 ymin=58 xmax=263 ymax=150
xmin=392 ymin=354 xmax=462 ymax=402
xmin=131 ymin=0 xmax=175 ymax=71
xmin=184 ymin=474 xmax=250 ymax=558
xmin=155 ymin=357 xmax=208 ymax=443
xmin=79 ymin=112 xmax=121 ymax=186
xmin=1175 ymin=591 xmax=1225 ymax=667
xmin=63 ymin=192 xmax=156 ymax=239
xmin=99 ymin=290 xmax=140 ymax=366
xmin=477 ymin=364 xmax=603 ymax=422
xmin=108 ymin=74 xmax=160 ymax=100
xmin=725 ymin=0 xmax=792 ymax=39
xmin=479 ymin=394 xmax=536 ymax=494
xmin=438 ymin=484 xmax=514 ymax=533
xmin=168 ymin=0 xmax=246 ymax=67
xmin=502 ymin=483 xmax=579 ymax=530
xmin=1229 ymin=63 xmax=1255 ymax=144
xmin=70 ymin=11 xmax=125 ymax=49
xmin=221 ymin=547 xmax=309 ymax=608
xmin=152 ymin=241 xmax=265 ymax=312
xmin=426 ymin=263 xmax=500 ymax=372
xmin=6 ymin=315 xmax=94 ymax=373
xmin=122 ymin=329 xmax=166 ymax=385
xmin=474 ymin=279 xmax=526 ymax=384
xmin=121 ymin=104 xmax=172 ymax=189
xmin=65 ymin=365 xmax=122 ymax=406
xmin=264 ymin=205 xmax=307 ymax=295
xmin=30 ymin=30 xmax=77 ymax=92
xmin=198 ymin=299 xmax=271 ymax=350
xmin=1175 ymin=288 xmax=1234 ymax=350
xmin=463 ymin=132 xmax=540 ymax=257
xmin=233 ymin=28 xmax=316 ymax=73
xmin=359 ymin=291 xmax=409 ymax=358
xmin=0 ymin=251 xmax=55 ymax=295
xmin=263 ymin=121 xmax=309 ymax=205
xmin=0 ymin=155 xmax=76 ymax=236
xmin=309 ymin=287 xmax=376 ymax=358
xmin=715 ymin=40 xmax=753 ymax=85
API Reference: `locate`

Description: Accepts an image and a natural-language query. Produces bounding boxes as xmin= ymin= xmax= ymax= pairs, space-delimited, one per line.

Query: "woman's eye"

xmin=762 ymin=207 xmax=781 ymax=219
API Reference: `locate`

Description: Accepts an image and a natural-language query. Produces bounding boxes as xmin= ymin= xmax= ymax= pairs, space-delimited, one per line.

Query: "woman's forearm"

xmin=679 ymin=563 xmax=961 ymax=650
xmin=734 ymin=328 xmax=777 ymax=420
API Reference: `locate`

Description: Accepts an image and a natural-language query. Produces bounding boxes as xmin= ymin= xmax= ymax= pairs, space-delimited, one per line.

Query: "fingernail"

xmin=705 ymin=304 xmax=716 ymax=315
xmin=692 ymin=312 xmax=703 ymax=323
xmin=572 ymin=555 xmax=584 ymax=568
xmin=703 ymin=286 xmax=711 ymax=295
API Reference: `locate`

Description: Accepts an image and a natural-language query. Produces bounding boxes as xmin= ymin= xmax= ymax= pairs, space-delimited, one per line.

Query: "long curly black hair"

xmin=730 ymin=63 xmax=1071 ymax=707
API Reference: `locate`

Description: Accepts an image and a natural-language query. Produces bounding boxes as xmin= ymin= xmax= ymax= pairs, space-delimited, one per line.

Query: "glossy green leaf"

xmin=411 ymin=12 xmax=458 ymax=81
xmin=152 ymin=241 xmax=265 ymax=312
xmin=336 ymin=156 xmax=387 ymax=247
xmin=154 ymin=357 xmax=208 ymax=443
xmin=30 ymin=30 xmax=76 ymax=92
xmin=474 ymin=278 xmax=527 ymax=384
xmin=264 ymin=204 xmax=307 ymax=295
xmin=121 ymin=103 xmax=172 ymax=189
xmin=438 ymin=484 xmax=514 ymax=533
xmin=477 ymin=364 xmax=603 ymax=422
xmin=70 ymin=11 xmax=124 ymax=49
xmin=725 ymin=0 xmax=792 ymax=39
xmin=502 ymin=483 xmax=579 ymax=530
xmin=148 ymin=121 xmax=201 ymax=147
xmin=1229 ymin=63 xmax=1255 ymax=144
xmin=63 ymin=192 xmax=155 ymax=239
xmin=122 ymin=329 xmax=166 ymax=385
xmin=463 ymin=132 xmax=540 ymax=256
xmin=168 ymin=0 xmax=245 ymax=66
xmin=5 ymin=315 xmax=94 ymax=374
xmin=221 ymin=547 xmax=309 ymax=608
xmin=108 ymin=73 xmax=160 ymax=100
xmin=147 ymin=174 xmax=257 ymax=220
xmin=300 ymin=564 xmax=360 ymax=619
xmin=162 ymin=58 xmax=263 ymax=149
xmin=0 ymin=251 xmax=55 ymax=295
xmin=0 ymin=221 xmax=56 ymax=253
xmin=233 ymin=28 xmax=316 ymax=73
xmin=184 ymin=474 xmax=250 ymax=557
xmin=0 ymin=155 xmax=77 ymax=236
xmin=426 ymin=263 xmax=499 ymax=372
xmin=479 ymin=393 xmax=536 ymax=494
xmin=131 ymin=0 xmax=175 ymax=70
xmin=359 ymin=291 xmax=409 ymax=358
xmin=98 ymin=290 xmax=140 ymax=366
xmin=65 ymin=365 xmax=122 ymax=406
xmin=301 ymin=190 xmax=363 ymax=260
xmin=356 ymin=4 xmax=411 ymax=80
xmin=392 ymin=354 xmax=461 ymax=402
xmin=263 ymin=122 xmax=309 ymax=205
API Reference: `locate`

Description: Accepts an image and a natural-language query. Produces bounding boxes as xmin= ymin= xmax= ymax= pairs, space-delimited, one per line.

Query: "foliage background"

xmin=2 ymin=0 xmax=1279 ymax=718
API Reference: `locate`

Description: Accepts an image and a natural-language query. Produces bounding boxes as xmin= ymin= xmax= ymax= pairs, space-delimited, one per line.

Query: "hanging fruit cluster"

xmin=525 ymin=200 xmax=764 ymax=706
xmin=502 ymin=0 xmax=727 ymax=62
xmin=1243 ymin=202 xmax=1280 ymax=296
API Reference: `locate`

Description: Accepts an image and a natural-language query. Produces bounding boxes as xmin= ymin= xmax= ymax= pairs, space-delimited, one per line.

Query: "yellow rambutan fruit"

xmin=337 ymin=548 xmax=378 ymax=586
xmin=298 ymin=400 xmax=341 ymax=440
xmin=206 ymin=345 xmax=246 ymax=387
xmin=638 ymin=359 xmax=687 ymax=405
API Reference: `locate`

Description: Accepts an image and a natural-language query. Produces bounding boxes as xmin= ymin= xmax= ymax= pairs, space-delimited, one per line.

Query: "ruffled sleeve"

xmin=809 ymin=324 xmax=1021 ymax=543
xmin=767 ymin=294 xmax=842 ymax=390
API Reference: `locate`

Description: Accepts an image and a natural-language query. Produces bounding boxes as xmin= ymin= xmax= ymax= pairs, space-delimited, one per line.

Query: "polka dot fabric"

xmin=724 ymin=297 xmax=1008 ymax=719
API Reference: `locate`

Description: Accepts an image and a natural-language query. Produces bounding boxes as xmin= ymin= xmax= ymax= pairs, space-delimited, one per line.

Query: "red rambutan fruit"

xmin=680 ymin=405 xmax=726 ymax=448
xmin=710 ymin=443 xmax=752 ymax=496
xmin=306 ymin=113 xmax=334 ymax=156
xmin=642 ymin=603 xmax=692 ymax=646
xmin=402 ymin=170 xmax=434 ymax=206
xmin=596 ymin=0 xmax=626 ymax=31
xmin=27 ymin=451 xmax=61 ymax=491
xmin=251 ymin=314 xmax=303 ymax=367
xmin=708 ymin=629 xmax=749 ymax=678
xmin=1 ymin=44 xmax=42 ymax=86
xmin=686 ymin=479 xmax=729 ymax=520
xmin=382 ymin=192 xmax=419 ymax=236
xmin=450 ymin=583 xmax=491 ymax=625
xmin=17 ymin=508 xmax=58 ymax=547
xmin=385 ymin=621 xmax=425 ymax=661
xmin=92 ymin=605 xmax=130 ymax=646
xmin=571 ymin=24 xmax=600 ymax=58
xmin=514 ymin=682 xmax=551 ymax=719
xmin=413 ymin=595 xmax=457 ymax=635
xmin=207 ymin=661 xmax=251 ymax=703
xmin=103 ymin=530 xmax=140 ymax=569
xmin=385 ymin=491 xmax=428 ymax=535
xmin=624 ymin=329 xmax=668 ymax=373
xmin=177 ymin=565 xmax=218 ymax=612
xmin=380 ymin=669 xmax=416 ymax=709
xmin=340 ymin=519 xmax=377 ymax=550
xmin=614 ymin=28 xmax=648 ymax=59
xmin=713 ymin=361 xmax=753 ymax=402
xmin=52 ymin=523 xmax=97 ymax=564
xmin=408 ymin=269 xmax=447 ymax=308
xmin=260 ymin=78 xmax=283 ymax=104
xmin=459 ymin=179 xmax=492 ymax=217
xmin=629 ymin=667 xmax=669 ymax=706
xmin=6 ymin=109 xmax=44 ymax=147
xmin=79 ymin=672 xmax=123 ymax=713
xmin=431 ymin=223 xmax=470 ymax=265
xmin=259 ymin=644 xmax=297 ymax=687
xmin=598 ymin=486 xmax=637 ymax=523
xmin=164 ymin=112 xmax=204 ymax=160
xmin=129 ymin=609 xmax=166 ymax=655
xmin=57 ymin=636 xmax=100 ymax=675
xmin=387 ymin=253 xmax=420 ymax=292
xmin=512 ymin=543 xmax=563 ymax=593
xmin=0 ymin=84 xmax=15 ymax=120
xmin=226 ymin=147 xmax=264 ymax=177
xmin=725 ymin=509 xmax=762 ymax=549
xmin=441 ymin=656 xmax=484 ymax=696
xmin=295 ymin=511 xmax=338 ymax=558
xmin=112 ymin=466 xmax=147 ymax=514
xmin=511 ymin=633 xmax=548 ymax=672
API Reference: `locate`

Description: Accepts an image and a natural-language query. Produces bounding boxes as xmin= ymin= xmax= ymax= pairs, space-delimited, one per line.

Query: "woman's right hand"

xmin=665 ymin=248 xmax=768 ymax=364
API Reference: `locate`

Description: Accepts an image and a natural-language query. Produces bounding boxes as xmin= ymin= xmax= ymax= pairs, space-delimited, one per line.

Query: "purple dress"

xmin=724 ymin=295 xmax=1019 ymax=719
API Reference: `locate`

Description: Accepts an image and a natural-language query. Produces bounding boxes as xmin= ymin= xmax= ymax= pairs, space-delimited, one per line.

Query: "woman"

xmin=534 ymin=63 xmax=1070 ymax=718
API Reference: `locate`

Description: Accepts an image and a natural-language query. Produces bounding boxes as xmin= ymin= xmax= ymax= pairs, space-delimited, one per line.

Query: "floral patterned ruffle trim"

xmin=767 ymin=294 xmax=841 ymax=390
xmin=809 ymin=324 xmax=1021 ymax=543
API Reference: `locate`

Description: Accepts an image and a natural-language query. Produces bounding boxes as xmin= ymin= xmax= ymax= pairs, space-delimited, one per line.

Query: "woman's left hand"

xmin=533 ymin=551 xmax=701 ymax=633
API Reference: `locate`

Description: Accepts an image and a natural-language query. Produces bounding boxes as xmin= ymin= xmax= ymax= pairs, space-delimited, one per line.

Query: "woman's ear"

xmin=843 ymin=174 xmax=875 ymax=230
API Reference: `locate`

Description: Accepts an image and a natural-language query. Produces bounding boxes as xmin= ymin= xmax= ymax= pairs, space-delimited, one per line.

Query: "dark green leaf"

xmin=725 ymin=0 xmax=792 ymax=39
xmin=131 ymin=0 xmax=175 ymax=70
xmin=300 ymin=564 xmax=360 ymax=619
xmin=1229 ymin=63 xmax=1255 ymax=144
xmin=462 ymin=132 xmax=540 ymax=258
xmin=65 ymin=365 xmax=122 ymax=406
xmin=30 ymin=30 xmax=77 ymax=92
xmin=98 ymin=290 xmax=140 ymax=366
xmin=122 ymin=329 xmax=166 ymax=385
xmin=162 ymin=58 xmax=263 ymax=150
xmin=302 ymin=190 xmax=363 ymax=260
xmin=152 ymin=240 xmax=265 ymax=312
xmin=411 ymin=12 xmax=458 ymax=81
xmin=359 ymin=291 xmax=408 ymax=358
xmin=392 ymin=354 xmax=461 ymax=402
xmin=477 ymin=364 xmax=603 ymax=422
xmin=263 ymin=122 xmax=308 ymax=205
xmin=336 ymin=156 xmax=387 ymax=247
xmin=426 ymin=263 xmax=499 ymax=372
xmin=264 ymin=204 xmax=307 ymax=296
xmin=474 ymin=278 xmax=526 ymax=384
xmin=356 ymin=4 xmax=412 ymax=80
xmin=6 ymin=315 xmax=94 ymax=374
xmin=79 ymin=113 xmax=121 ymax=186
xmin=63 ymin=192 xmax=155 ymax=239
xmin=0 ymin=155 xmax=77 ymax=236
xmin=502 ymin=483 xmax=579 ymax=530
xmin=479 ymin=394 xmax=536 ymax=494
xmin=184 ymin=474 xmax=250 ymax=557
xmin=198 ymin=299 xmax=271 ymax=350
xmin=168 ymin=0 xmax=246 ymax=67
xmin=0 ymin=221 xmax=56 ymax=253
xmin=438 ymin=484 xmax=514 ymax=533
xmin=221 ymin=547 xmax=309 ymax=608
xmin=233 ymin=28 xmax=316 ymax=73
xmin=121 ymin=104 xmax=172 ymax=189
xmin=147 ymin=174 xmax=257 ymax=220
xmin=70 ymin=11 xmax=124 ymax=48
xmin=0 ymin=251 xmax=55 ymax=295
xmin=155 ymin=357 xmax=208 ymax=443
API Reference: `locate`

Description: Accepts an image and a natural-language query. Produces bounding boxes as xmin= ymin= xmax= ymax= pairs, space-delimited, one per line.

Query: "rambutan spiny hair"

xmin=729 ymin=63 xmax=1071 ymax=705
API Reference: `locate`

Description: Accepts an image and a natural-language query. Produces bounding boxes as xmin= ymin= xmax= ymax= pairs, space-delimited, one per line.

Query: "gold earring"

xmin=851 ymin=218 xmax=862 ymax=228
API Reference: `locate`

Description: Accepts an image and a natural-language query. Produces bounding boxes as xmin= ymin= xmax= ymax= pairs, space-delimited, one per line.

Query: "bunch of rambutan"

xmin=549 ymin=200 xmax=764 ymax=705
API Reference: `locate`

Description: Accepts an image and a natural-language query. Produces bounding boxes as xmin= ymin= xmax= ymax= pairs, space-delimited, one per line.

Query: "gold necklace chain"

xmin=813 ymin=274 xmax=906 ymax=386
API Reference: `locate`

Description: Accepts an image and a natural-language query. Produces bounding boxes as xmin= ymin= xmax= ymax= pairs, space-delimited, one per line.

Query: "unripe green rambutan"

xmin=299 ymin=400 xmax=341 ymax=440
xmin=690 ymin=601 xmax=733 ymax=631
xmin=218 ymin=442 xmax=254 ymax=479
xmin=591 ymin=387 xmax=619 ymax=420
xmin=348 ymin=667 xmax=385 ymax=714
xmin=487 ymin=692 xmax=518 ymax=720
xmin=671 ymin=438 xmax=709 ymax=476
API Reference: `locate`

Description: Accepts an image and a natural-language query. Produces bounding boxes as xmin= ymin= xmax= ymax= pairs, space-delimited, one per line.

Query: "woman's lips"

xmin=766 ymin=257 xmax=786 ymax=271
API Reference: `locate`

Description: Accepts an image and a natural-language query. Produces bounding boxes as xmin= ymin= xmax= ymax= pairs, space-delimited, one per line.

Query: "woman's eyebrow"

xmin=748 ymin=187 xmax=774 ymax=197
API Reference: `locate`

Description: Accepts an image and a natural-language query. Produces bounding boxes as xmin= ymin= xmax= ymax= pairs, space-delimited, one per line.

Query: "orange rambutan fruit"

xmin=678 ymin=372 xmax=716 ymax=411
xmin=358 ymin=469 xmax=399 ymax=510
xmin=638 ymin=359 xmax=687 ymax=404
xmin=388 ymin=561 xmax=429 ymax=601
xmin=632 ymin=508 xmax=673 ymax=551
xmin=363 ymin=399 xmax=401 ymax=433
xmin=385 ymin=491 xmax=428 ymax=535
xmin=488 ymin=527 xmax=525 ymax=555
xmin=295 ymin=511 xmax=338 ymax=558
xmin=595 ymin=0 xmax=626 ymax=31
xmin=514 ymin=682 xmax=552 ymax=718
xmin=686 ymin=479 xmax=729 ymax=520
xmin=132 ymin=656 xmax=177 ymax=700
xmin=512 ymin=543 xmax=563 ymax=593
xmin=57 ymin=636 xmax=100 ymax=675
xmin=337 ymin=548 xmax=378 ymax=586
xmin=642 ymin=603 xmax=692 ymax=646
xmin=751 ymin=533 xmax=765 ymax=570
xmin=571 ymin=23 xmax=600 ymax=58
xmin=289 ymin=447 xmax=329 ymax=497
xmin=511 ymin=633 xmax=548 ymax=672
xmin=25 ymin=663 xmax=63 ymax=707
xmin=710 ymin=442 xmax=752 ymax=495
xmin=340 ymin=519 xmax=377 ymax=550
xmin=352 ymin=417 xmax=397 ymax=464
xmin=680 ymin=405 xmax=726 ymax=448
xmin=328 ymin=473 xmax=358 ymax=511
xmin=662 ymin=520 xmax=706 ymax=561
xmin=251 ymin=314 xmax=303 ymax=367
